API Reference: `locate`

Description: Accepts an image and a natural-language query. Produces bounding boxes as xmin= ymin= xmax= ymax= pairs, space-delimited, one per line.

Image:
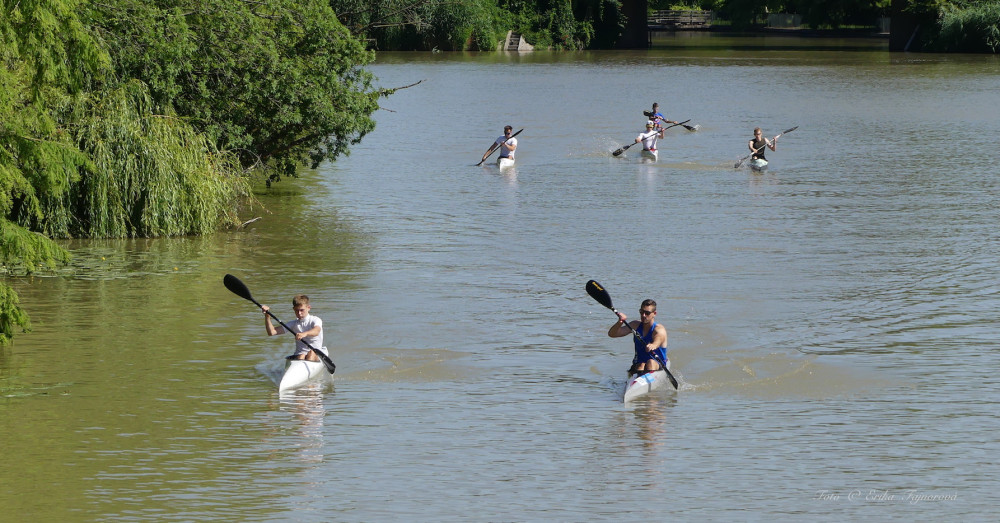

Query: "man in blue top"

xmin=648 ymin=102 xmax=679 ymax=130
xmin=608 ymin=298 xmax=668 ymax=376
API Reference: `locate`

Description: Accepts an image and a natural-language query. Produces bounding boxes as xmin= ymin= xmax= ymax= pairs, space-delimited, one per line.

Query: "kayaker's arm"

xmin=647 ymin=324 xmax=668 ymax=353
xmin=294 ymin=324 xmax=321 ymax=341
xmin=481 ymin=141 xmax=498 ymax=162
xmin=608 ymin=312 xmax=634 ymax=338
xmin=262 ymin=305 xmax=283 ymax=336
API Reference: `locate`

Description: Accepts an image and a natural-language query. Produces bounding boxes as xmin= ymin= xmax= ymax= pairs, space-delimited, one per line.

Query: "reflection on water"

xmin=275 ymin=388 xmax=329 ymax=464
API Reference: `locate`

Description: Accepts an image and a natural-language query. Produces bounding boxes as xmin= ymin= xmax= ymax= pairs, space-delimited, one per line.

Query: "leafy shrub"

xmin=932 ymin=1 xmax=1000 ymax=52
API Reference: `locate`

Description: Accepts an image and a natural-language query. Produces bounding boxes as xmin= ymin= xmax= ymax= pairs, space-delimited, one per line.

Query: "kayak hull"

xmin=749 ymin=158 xmax=768 ymax=171
xmin=640 ymin=149 xmax=658 ymax=161
xmin=623 ymin=361 xmax=673 ymax=402
xmin=497 ymin=157 xmax=515 ymax=169
xmin=279 ymin=359 xmax=332 ymax=391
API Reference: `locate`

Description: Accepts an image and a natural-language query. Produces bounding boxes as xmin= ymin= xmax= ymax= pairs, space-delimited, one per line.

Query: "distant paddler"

xmin=748 ymin=126 xmax=777 ymax=169
xmin=644 ymin=102 xmax=698 ymax=132
xmin=646 ymin=102 xmax=680 ymax=130
xmin=478 ymin=125 xmax=520 ymax=167
xmin=636 ymin=121 xmax=664 ymax=159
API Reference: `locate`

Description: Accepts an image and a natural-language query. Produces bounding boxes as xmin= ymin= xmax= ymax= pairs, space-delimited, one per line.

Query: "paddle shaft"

xmin=223 ymin=274 xmax=336 ymax=374
xmin=586 ymin=280 xmax=679 ymax=389
xmin=478 ymin=128 xmax=523 ymax=166
xmin=613 ymin=119 xmax=690 ymax=157
xmin=735 ymin=126 xmax=797 ymax=168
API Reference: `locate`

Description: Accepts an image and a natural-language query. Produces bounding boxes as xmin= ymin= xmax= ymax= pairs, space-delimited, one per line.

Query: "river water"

xmin=4 ymin=35 xmax=1000 ymax=520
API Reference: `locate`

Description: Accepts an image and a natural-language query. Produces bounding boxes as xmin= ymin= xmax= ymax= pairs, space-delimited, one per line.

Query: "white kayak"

xmin=640 ymin=149 xmax=658 ymax=161
xmin=279 ymin=358 xmax=333 ymax=391
xmin=749 ymin=158 xmax=768 ymax=171
xmin=623 ymin=362 xmax=674 ymax=402
xmin=497 ymin=156 xmax=515 ymax=169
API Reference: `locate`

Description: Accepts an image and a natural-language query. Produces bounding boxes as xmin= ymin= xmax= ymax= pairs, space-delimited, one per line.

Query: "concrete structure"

xmin=501 ymin=31 xmax=534 ymax=52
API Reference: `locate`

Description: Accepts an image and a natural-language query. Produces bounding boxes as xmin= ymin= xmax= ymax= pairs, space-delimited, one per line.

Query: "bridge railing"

xmin=647 ymin=10 xmax=714 ymax=29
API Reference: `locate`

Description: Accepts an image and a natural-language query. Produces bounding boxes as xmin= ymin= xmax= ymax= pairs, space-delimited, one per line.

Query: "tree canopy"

xmin=1 ymin=0 xmax=385 ymax=342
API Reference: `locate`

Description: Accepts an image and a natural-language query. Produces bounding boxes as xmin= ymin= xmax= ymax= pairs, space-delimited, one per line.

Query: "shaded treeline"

xmin=341 ymin=0 xmax=999 ymax=52
xmin=332 ymin=0 xmax=626 ymax=50
xmin=1 ymin=0 xmax=388 ymax=342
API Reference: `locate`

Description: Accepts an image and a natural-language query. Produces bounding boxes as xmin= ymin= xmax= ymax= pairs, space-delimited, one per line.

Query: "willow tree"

xmin=1 ymin=0 xmax=104 ymax=342
xmin=86 ymin=0 xmax=383 ymax=183
xmin=2 ymin=0 xmax=251 ymax=343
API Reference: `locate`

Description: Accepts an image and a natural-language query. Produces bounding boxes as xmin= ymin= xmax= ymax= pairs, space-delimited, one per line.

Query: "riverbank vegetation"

xmin=342 ymin=0 xmax=998 ymax=52
xmin=917 ymin=0 xmax=1000 ymax=52
xmin=2 ymin=0 xmax=384 ymax=342
xmin=332 ymin=0 xmax=624 ymax=50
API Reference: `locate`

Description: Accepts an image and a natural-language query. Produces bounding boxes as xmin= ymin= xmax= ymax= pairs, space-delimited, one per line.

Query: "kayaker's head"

xmin=652 ymin=102 xmax=659 ymax=112
xmin=503 ymin=125 xmax=513 ymax=136
xmin=645 ymin=122 xmax=654 ymax=130
xmin=754 ymin=127 xmax=763 ymax=137
xmin=639 ymin=299 xmax=657 ymax=325
xmin=292 ymin=295 xmax=312 ymax=319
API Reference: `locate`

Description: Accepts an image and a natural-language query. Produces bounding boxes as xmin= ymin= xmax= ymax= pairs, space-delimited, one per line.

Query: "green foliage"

xmin=0 ymin=220 xmax=71 ymax=274
xmin=930 ymin=1 xmax=1000 ymax=52
xmin=3 ymin=0 xmax=318 ymax=343
xmin=420 ymin=0 xmax=504 ymax=50
xmin=1 ymin=0 xmax=110 ymax=97
xmin=718 ymin=0 xmax=771 ymax=28
xmin=792 ymin=0 xmax=889 ymax=28
xmin=87 ymin=0 xmax=382 ymax=182
xmin=70 ymin=81 xmax=250 ymax=238
xmin=331 ymin=0 xmax=505 ymax=51
xmin=336 ymin=0 xmax=623 ymax=50
xmin=0 ymin=281 xmax=31 ymax=343
xmin=502 ymin=0 xmax=621 ymax=49
xmin=2 ymin=0 xmax=109 ymax=340
xmin=649 ymin=1 xmax=713 ymax=10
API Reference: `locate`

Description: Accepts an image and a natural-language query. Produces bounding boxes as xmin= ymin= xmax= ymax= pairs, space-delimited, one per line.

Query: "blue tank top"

xmin=632 ymin=321 xmax=668 ymax=367
xmin=633 ymin=322 xmax=667 ymax=354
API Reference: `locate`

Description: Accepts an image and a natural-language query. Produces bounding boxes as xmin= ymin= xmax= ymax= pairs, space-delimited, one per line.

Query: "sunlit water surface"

xmin=3 ymin=36 xmax=1000 ymax=520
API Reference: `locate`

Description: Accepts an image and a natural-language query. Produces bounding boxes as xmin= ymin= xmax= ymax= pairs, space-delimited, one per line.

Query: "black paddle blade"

xmin=642 ymin=110 xmax=654 ymax=118
xmin=782 ymin=126 xmax=798 ymax=135
xmin=612 ymin=148 xmax=625 ymax=157
xmin=586 ymin=280 xmax=615 ymax=310
xmin=223 ymin=274 xmax=254 ymax=302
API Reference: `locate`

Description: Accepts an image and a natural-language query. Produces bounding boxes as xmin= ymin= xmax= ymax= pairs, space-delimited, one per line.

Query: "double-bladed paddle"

xmin=734 ymin=126 xmax=798 ymax=168
xmin=643 ymin=110 xmax=699 ymax=132
xmin=585 ymin=280 xmax=678 ymax=390
xmin=477 ymin=128 xmax=523 ymax=166
xmin=223 ymin=274 xmax=336 ymax=374
xmin=612 ymin=119 xmax=691 ymax=157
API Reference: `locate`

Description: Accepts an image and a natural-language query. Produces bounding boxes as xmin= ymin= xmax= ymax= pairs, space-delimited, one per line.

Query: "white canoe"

xmin=497 ymin=156 xmax=515 ymax=169
xmin=640 ymin=149 xmax=658 ymax=161
xmin=623 ymin=362 xmax=674 ymax=402
xmin=279 ymin=358 xmax=333 ymax=391
xmin=749 ymin=158 xmax=768 ymax=171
